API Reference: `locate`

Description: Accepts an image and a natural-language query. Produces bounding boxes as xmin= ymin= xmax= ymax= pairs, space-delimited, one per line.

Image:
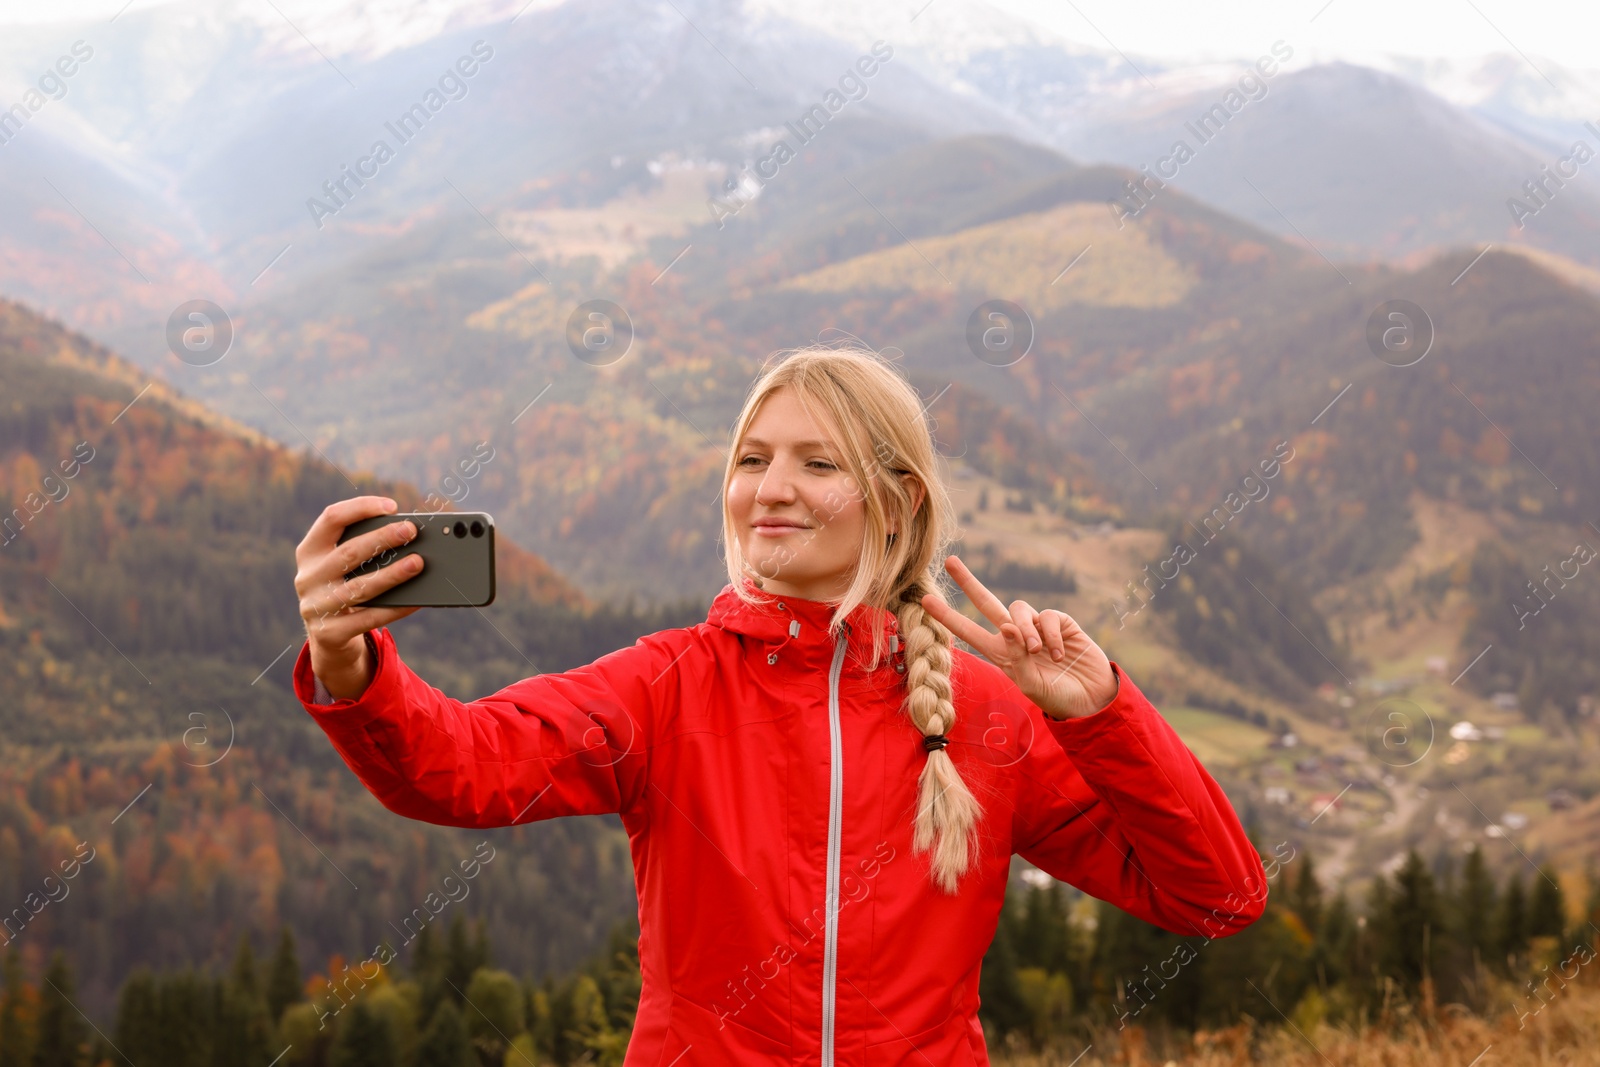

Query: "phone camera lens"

xmin=453 ymin=521 xmax=467 ymax=538
xmin=470 ymin=521 xmax=484 ymax=538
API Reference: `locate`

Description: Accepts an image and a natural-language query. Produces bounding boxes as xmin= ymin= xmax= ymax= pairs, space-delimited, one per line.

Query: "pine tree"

xmin=462 ymin=969 xmax=522 ymax=1065
xmin=1198 ymin=898 xmax=1286 ymax=1031
xmin=1583 ymin=861 xmax=1600 ymax=945
xmin=1528 ymin=868 xmax=1567 ymax=941
xmin=528 ymin=983 xmax=556 ymax=1062
xmin=1317 ymin=892 xmax=1353 ymax=988
xmin=545 ymin=979 xmax=575 ymax=1065
xmin=563 ymin=975 xmax=615 ymax=1064
xmin=31 ymin=951 xmax=87 ymax=1067
xmin=1456 ymin=846 xmax=1497 ymax=965
xmin=1015 ymin=883 xmax=1073 ymax=976
xmin=327 ymin=999 xmax=397 ymax=1067
xmin=215 ymin=936 xmax=276 ymax=1067
xmin=1349 ymin=877 xmax=1391 ymax=1011
xmin=977 ymin=896 xmax=1030 ymax=1042
xmin=470 ymin=918 xmax=491 ymax=975
xmin=443 ymin=916 xmax=486 ymax=1002
xmin=414 ymin=1000 xmax=473 ymax=1067
xmin=411 ymin=924 xmax=448 ymax=1025
xmin=265 ymin=926 xmax=304 ymax=1026
xmin=230 ymin=933 xmax=260 ymax=998
xmin=1092 ymin=896 xmax=1197 ymax=1029
xmin=158 ymin=971 xmax=216 ymax=1067
xmin=591 ymin=922 xmax=642 ymax=1033
xmin=1497 ymin=873 xmax=1529 ymax=967
xmin=411 ymin=923 xmax=441 ymax=984
xmin=0 ymin=949 xmax=37 ymax=1067
xmin=1289 ymin=853 xmax=1324 ymax=934
xmin=1380 ymin=851 xmax=1444 ymax=993
xmin=111 ymin=971 xmax=161 ymax=1065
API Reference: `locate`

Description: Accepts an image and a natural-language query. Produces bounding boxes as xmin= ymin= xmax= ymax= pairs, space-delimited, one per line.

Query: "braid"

xmin=895 ymin=581 xmax=984 ymax=894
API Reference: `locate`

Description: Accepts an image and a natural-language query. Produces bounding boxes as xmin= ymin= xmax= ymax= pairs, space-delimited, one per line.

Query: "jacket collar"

xmin=706 ymin=577 xmax=903 ymax=674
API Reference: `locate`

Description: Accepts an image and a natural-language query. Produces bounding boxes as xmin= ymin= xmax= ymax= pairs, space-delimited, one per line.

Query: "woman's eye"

xmin=735 ymin=455 xmax=835 ymax=470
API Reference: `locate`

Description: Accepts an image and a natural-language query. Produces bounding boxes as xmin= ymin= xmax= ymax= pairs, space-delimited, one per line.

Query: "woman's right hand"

xmin=294 ymin=495 xmax=425 ymax=700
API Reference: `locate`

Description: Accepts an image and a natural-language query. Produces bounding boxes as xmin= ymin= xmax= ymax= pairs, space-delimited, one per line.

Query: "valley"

xmin=0 ymin=2 xmax=1597 ymax=1040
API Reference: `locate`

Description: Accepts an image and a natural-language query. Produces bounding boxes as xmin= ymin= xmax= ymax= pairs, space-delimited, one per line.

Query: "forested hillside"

xmin=0 ymin=298 xmax=701 ymax=1018
xmin=2 ymin=2 xmax=1597 ymax=1060
xmin=4 ymin=125 xmax=1600 ymax=1034
xmin=4 ymin=838 xmax=1595 ymax=1065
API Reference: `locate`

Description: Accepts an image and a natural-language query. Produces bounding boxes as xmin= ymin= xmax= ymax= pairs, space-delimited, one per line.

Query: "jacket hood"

xmin=706 ymin=576 xmax=903 ymax=673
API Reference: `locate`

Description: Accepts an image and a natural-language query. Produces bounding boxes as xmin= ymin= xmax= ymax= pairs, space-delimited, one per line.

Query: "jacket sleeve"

xmin=291 ymin=624 xmax=690 ymax=829
xmin=1009 ymin=661 xmax=1266 ymax=938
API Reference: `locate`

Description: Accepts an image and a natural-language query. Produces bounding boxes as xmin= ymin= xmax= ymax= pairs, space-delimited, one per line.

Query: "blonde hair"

xmin=719 ymin=344 xmax=983 ymax=893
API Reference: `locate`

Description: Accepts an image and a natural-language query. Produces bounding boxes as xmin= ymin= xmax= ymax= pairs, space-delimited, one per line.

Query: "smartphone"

xmin=338 ymin=511 xmax=496 ymax=607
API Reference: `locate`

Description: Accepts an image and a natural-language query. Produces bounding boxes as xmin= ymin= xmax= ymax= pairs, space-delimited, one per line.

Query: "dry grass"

xmin=780 ymin=201 xmax=1197 ymax=309
xmin=993 ymin=977 xmax=1600 ymax=1066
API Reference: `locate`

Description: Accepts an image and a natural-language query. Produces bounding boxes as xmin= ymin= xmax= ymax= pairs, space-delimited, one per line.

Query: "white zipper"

xmin=820 ymin=626 xmax=848 ymax=1066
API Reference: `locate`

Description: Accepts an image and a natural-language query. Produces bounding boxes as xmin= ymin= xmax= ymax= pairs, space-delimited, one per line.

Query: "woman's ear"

xmin=887 ymin=473 xmax=926 ymax=535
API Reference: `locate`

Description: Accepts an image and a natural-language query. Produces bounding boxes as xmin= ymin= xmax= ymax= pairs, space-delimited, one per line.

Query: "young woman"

xmin=292 ymin=346 xmax=1265 ymax=1066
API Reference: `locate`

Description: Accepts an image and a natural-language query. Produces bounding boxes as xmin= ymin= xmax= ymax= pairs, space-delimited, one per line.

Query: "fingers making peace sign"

xmin=921 ymin=555 xmax=1120 ymax=721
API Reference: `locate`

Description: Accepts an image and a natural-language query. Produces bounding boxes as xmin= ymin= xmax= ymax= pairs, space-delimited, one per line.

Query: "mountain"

xmin=5 ymin=0 xmax=1598 ymax=378
xmin=0 ymin=296 xmax=702 ymax=1018
xmin=737 ymin=164 xmax=1600 ymax=885
xmin=7 ymin=0 xmax=1600 ymax=946
xmin=143 ymin=133 xmax=1281 ymax=603
xmin=1382 ymin=50 xmax=1600 ymax=156
xmin=758 ymin=0 xmax=1600 ymax=265
xmin=999 ymin=236 xmax=1600 ymax=632
xmin=157 ymin=123 xmax=1595 ymax=609
xmin=1016 ymin=61 xmax=1600 ymax=265
xmin=0 ymin=121 xmax=218 ymax=338
xmin=0 ymin=0 xmax=1034 ymax=368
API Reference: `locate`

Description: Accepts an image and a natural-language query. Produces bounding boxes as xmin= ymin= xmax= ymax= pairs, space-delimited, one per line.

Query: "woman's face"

xmin=728 ymin=387 xmax=869 ymax=602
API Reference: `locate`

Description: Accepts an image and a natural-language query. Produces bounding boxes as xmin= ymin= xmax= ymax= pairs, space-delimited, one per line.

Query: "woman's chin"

xmin=745 ymin=552 xmax=816 ymax=590
xmin=747 ymin=558 xmax=792 ymax=584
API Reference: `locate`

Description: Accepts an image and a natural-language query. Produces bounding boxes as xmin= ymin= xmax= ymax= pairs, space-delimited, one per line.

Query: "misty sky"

xmin=1009 ymin=0 xmax=1597 ymax=68
xmin=0 ymin=0 xmax=1593 ymax=72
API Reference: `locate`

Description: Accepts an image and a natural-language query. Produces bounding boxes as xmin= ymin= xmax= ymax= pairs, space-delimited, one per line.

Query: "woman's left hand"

xmin=920 ymin=555 xmax=1119 ymax=720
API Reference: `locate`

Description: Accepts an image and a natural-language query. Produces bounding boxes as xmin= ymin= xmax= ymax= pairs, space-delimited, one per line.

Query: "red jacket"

xmin=294 ymin=578 xmax=1266 ymax=1065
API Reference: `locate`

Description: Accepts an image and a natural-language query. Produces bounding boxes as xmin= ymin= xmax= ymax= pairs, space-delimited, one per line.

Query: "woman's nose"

xmin=754 ymin=460 xmax=798 ymax=505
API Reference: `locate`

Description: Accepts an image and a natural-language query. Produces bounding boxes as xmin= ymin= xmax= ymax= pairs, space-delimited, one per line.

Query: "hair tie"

xmin=922 ymin=734 xmax=950 ymax=753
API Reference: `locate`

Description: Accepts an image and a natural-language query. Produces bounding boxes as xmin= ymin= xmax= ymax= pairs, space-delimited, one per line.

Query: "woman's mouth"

xmin=753 ymin=519 xmax=810 ymax=537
